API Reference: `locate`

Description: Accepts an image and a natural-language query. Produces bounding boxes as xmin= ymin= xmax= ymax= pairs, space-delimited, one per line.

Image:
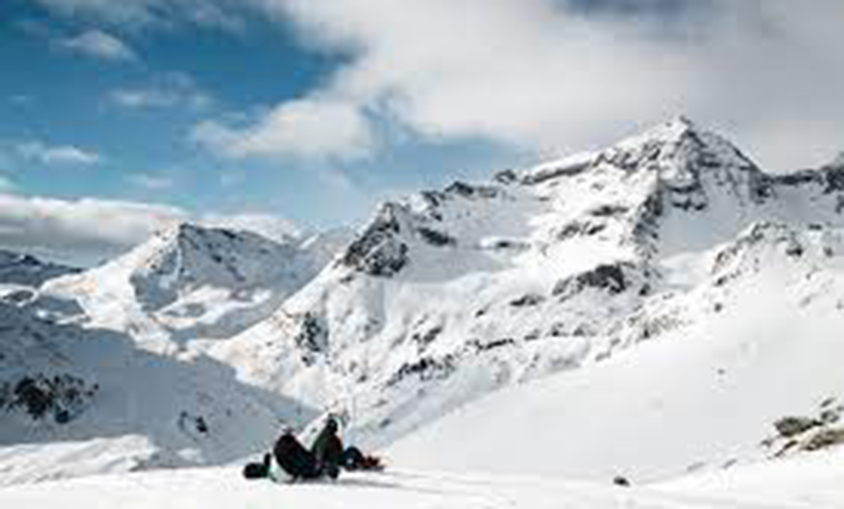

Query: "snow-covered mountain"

xmin=211 ymin=118 xmax=844 ymax=471
xmin=42 ymin=222 xmax=346 ymax=342
xmin=0 ymin=224 xmax=351 ymax=485
xmin=4 ymin=117 xmax=844 ymax=492
xmin=0 ymin=289 xmax=314 ymax=485
xmin=0 ymin=250 xmax=78 ymax=290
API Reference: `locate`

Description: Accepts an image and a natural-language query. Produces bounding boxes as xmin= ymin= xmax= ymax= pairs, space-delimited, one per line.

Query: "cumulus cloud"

xmin=110 ymin=89 xmax=176 ymax=109
xmin=126 ymin=173 xmax=175 ymax=190
xmin=0 ymin=194 xmax=186 ymax=265
xmin=192 ymin=97 xmax=375 ymax=161
xmin=15 ymin=140 xmax=103 ymax=165
xmin=58 ymin=30 xmax=136 ymax=62
xmin=107 ymin=72 xmax=213 ymax=113
xmin=109 ymin=86 xmax=211 ymax=111
xmin=33 ymin=0 xmax=844 ymax=171
xmin=202 ymin=213 xmax=303 ymax=243
xmin=0 ymin=193 xmax=303 ymax=265
xmin=214 ymin=0 xmax=844 ymax=171
xmin=34 ymin=0 xmax=245 ymax=32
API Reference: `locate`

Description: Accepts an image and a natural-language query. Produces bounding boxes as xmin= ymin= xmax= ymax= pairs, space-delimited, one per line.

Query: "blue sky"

xmin=0 ymin=0 xmax=842 ymax=264
xmin=0 ymin=0 xmax=525 ymax=230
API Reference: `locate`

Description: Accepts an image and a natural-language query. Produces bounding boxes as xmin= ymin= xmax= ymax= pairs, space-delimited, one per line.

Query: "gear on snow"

xmin=243 ymin=417 xmax=384 ymax=482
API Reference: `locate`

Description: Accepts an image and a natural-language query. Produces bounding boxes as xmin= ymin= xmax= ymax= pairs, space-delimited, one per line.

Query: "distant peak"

xmin=157 ymin=222 xmax=228 ymax=242
xmin=633 ymin=115 xmax=699 ymax=145
xmin=670 ymin=114 xmax=695 ymax=129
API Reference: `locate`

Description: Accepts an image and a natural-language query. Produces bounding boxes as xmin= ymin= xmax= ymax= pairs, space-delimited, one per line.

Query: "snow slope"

xmin=1 ymin=452 xmax=842 ymax=509
xmin=4 ymin=117 xmax=844 ymax=493
xmin=216 ymin=117 xmax=844 ymax=464
xmin=386 ymin=223 xmax=844 ymax=481
xmin=0 ymin=225 xmax=350 ymax=485
xmin=42 ymin=222 xmax=345 ymax=343
xmin=0 ymin=292 xmax=314 ymax=486
xmin=0 ymin=251 xmax=78 ymax=289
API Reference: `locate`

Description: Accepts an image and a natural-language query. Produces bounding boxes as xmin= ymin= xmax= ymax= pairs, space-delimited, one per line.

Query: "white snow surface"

xmin=216 ymin=117 xmax=844 ymax=463
xmin=3 ymin=118 xmax=844 ymax=499
xmin=0 ymin=223 xmax=349 ymax=485
xmin=0 ymin=452 xmax=842 ymax=509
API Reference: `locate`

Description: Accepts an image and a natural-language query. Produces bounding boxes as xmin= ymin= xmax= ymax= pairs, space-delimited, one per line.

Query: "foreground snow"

xmin=1 ymin=453 xmax=842 ymax=509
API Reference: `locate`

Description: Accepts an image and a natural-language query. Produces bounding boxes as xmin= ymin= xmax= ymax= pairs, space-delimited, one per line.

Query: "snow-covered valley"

xmin=2 ymin=118 xmax=844 ymax=506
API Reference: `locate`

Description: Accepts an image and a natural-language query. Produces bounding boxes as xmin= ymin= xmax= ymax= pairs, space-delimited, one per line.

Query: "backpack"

xmin=242 ymin=453 xmax=271 ymax=480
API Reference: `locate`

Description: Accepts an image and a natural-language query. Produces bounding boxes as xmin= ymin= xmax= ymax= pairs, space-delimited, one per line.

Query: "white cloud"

xmin=110 ymin=89 xmax=176 ymax=109
xmin=0 ymin=176 xmax=16 ymax=192
xmin=218 ymin=0 xmax=844 ymax=171
xmin=202 ymin=213 xmax=302 ymax=242
xmin=8 ymin=95 xmax=35 ymax=107
xmin=192 ymin=97 xmax=375 ymax=161
xmin=15 ymin=140 xmax=103 ymax=166
xmin=34 ymin=0 xmax=844 ymax=171
xmin=34 ymin=0 xmax=245 ymax=32
xmin=0 ymin=194 xmax=186 ymax=265
xmin=59 ymin=30 xmax=136 ymax=62
xmin=108 ymin=81 xmax=211 ymax=111
xmin=127 ymin=173 xmax=175 ymax=190
xmin=0 ymin=193 xmax=303 ymax=265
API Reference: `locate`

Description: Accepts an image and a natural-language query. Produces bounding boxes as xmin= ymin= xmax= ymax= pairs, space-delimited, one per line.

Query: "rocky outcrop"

xmin=1 ymin=373 xmax=98 ymax=424
xmin=341 ymin=203 xmax=411 ymax=277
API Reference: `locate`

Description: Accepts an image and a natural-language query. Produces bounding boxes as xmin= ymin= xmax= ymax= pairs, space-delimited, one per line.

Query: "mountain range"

xmin=2 ymin=118 xmax=844 ymax=493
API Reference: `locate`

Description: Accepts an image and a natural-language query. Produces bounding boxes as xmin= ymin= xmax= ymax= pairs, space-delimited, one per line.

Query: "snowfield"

xmin=387 ymin=222 xmax=844 ymax=481
xmin=2 ymin=118 xmax=844 ymax=506
xmin=0 ymin=452 xmax=842 ymax=509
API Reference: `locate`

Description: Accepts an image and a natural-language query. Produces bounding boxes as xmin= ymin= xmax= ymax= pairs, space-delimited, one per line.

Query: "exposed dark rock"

xmin=341 ymin=203 xmax=410 ymax=277
xmin=557 ymin=221 xmax=607 ymax=241
xmin=419 ymin=190 xmax=445 ymax=209
xmin=0 ymin=251 xmax=80 ymax=287
xmin=4 ymin=374 xmax=97 ymax=424
xmin=553 ymin=263 xmax=632 ymax=299
xmin=469 ymin=337 xmax=515 ymax=353
xmin=178 ymin=411 xmax=210 ymax=436
xmin=774 ymin=416 xmax=822 ymax=438
xmin=548 ymin=323 xmax=567 ymax=337
xmin=386 ymin=355 xmax=456 ymax=387
xmin=590 ymin=205 xmax=629 ymax=217
xmin=769 ymin=171 xmax=823 ymax=188
xmin=823 ymin=165 xmax=844 ymax=193
xmin=494 ymin=169 xmax=518 ymax=184
xmin=613 ymin=476 xmax=631 ymax=487
xmin=509 ymin=293 xmax=545 ymax=307
xmin=294 ymin=312 xmax=328 ymax=362
xmin=411 ymin=326 xmax=443 ymax=351
xmin=802 ymin=427 xmax=844 ymax=452
xmin=416 ymin=227 xmax=456 ymax=247
xmin=445 ymin=181 xmax=499 ymax=199
xmin=785 ymin=241 xmax=804 ymax=258
xmin=820 ymin=409 xmax=841 ymax=425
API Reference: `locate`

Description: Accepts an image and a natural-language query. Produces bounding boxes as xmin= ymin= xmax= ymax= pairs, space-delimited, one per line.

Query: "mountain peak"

xmin=0 ymin=250 xmax=79 ymax=287
xmin=639 ymin=115 xmax=697 ymax=144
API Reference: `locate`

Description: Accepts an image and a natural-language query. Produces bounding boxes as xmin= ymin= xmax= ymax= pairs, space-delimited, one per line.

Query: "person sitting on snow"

xmin=244 ymin=417 xmax=383 ymax=482
xmin=272 ymin=428 xmax=320 ymax=481
xmin=310 ymin=416 xmax=344 ymax=480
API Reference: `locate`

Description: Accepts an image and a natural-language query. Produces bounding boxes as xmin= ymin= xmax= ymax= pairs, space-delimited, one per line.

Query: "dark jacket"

xmin=310 ymin=418 xmax=344 ymax=479
xmin=274 ymin=431 xmax=319 ymax=480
